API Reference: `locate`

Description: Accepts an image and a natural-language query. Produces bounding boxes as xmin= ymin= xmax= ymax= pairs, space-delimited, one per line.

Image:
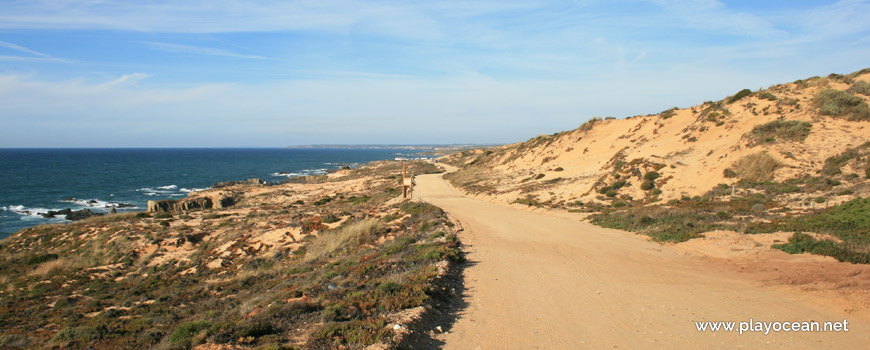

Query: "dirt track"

xmin=414 ymin=170 xmax=869 ymax=349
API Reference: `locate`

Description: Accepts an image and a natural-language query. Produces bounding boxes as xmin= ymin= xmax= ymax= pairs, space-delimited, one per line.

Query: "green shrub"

xmin=728 ymin=89 xmax=752 ymax=103
xmin=376 ymin=281 xmax=402 ymax=295
xmin=322 ymin=214 xmax=340 ymax=224
xmin=590 ymin=206 xmax=711 ymax=242
xmin=815 ymin=89 xmax=870 ymax=121
xmin=848 ymin=80 xmax=870 ymax=96
xmin=643 ymin=171 xmax=660 ymax=181
xmin=311 ymin=319 xmax=390 ymax=347
xmin=512 ymin=197 xmax=539 ymax=207
xmin=345 ymin=196 xmax=371 ymax=204
xmin=27 ymin=253 xmax=59 ymax=265
xmin=660 ymin=108 xmax=677 ymax=119
xmin=757 ymin=91 xmax=777 ymax=101
xmin=155 ymin=212 xmax=173 ymax=219
xmin=169 ymin=320 xmax=211 ymax=343
xmin=534 ymin=174 xmax=545 ymax=180
xmin=578 ymin=117 xmax=601 ymax=132
xmin=723 ymin=168 xmax=737 ymax=178
xmin=773 ymin=233 xmax=870 ymax=264
xmin=605 ymin=189 xmax=617 ymax=198
xmin=314 ymin=196 xmax=334 ymax=205
xmin=640 ymin=181 xmax=654 ymax=191
xmin=53 ymin=326 xmax=105 ymax=342
xmin=611 ymin=180 xmax=627 ymax=189
xmin=748 ymin=120 xmax=812 ymax=143
xmin=400 ymin=202 xmax=443 ymax=217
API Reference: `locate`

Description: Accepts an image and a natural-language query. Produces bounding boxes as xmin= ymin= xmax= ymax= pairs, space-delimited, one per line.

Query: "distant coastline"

xmin=285 ymin=144 xmax=497 ymax=150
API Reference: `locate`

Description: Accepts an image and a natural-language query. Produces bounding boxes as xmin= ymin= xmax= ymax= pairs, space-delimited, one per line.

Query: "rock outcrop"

xmin=213 ymin=178 xmax=263 ymax=188
xmin=40 ymin=208 xmax=103 ymax=221
xmin=147 ymin=194 xmax=238 ymax=213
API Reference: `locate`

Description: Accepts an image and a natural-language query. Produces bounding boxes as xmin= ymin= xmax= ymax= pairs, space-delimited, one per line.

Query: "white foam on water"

xmin=157 ymin=185 xmax=178 ymax=190
xmin=273 ymin=172 xmax=303 ymax=178
xmin=60 ymin=198 xmax=132 ymax=209
xmin=1 ymin=205 xmax=67 ymax=219
xmin=179 ymin=187 xmax=209 ymax=193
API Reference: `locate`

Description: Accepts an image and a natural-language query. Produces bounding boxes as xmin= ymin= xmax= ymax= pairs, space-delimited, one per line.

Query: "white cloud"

xmin=143 ymin=42 xmax=266 ymax=59
xmin=0 ymin=67 xmax=765 ymax=147
xmin=649 ymin=0 xmax=786 ymax=38
xmin=0 ymin=39 xmax=69 ymax=63
xmin=0 ymin=0 xmax=441 ymax=36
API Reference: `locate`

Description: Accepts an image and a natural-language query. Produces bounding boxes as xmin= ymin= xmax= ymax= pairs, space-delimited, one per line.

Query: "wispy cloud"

xmin=0 ymin=39 xmax=69 ymax=63
xmin=649 ymin=0 xmax=785 ymax=38
xmin=143 ymin=41 xmax=265 ymax=59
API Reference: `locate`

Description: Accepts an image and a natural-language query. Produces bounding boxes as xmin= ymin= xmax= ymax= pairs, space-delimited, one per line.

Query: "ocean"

xmin=0 ymin=148 xmax=427 ymax=239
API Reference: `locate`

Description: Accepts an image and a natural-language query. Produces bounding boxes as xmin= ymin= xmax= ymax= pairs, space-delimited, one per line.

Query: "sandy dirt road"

xmin=413 ymin=170 xmax=869 ymax=349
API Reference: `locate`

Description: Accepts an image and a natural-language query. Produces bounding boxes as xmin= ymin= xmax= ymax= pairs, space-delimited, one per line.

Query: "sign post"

xmin=402 ymin=161 xmax=413 ymax=199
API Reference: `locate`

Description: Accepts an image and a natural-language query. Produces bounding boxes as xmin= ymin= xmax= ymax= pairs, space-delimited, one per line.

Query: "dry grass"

xmin=29 ymin=257 xmax=78 ymax=276
xmin=305 ymin=218 xmax=380 ymax=262
xmin=76 ymin=212 xmax=140 ymax=225
xmin=733 ymin=152 xmax=781 ymax=182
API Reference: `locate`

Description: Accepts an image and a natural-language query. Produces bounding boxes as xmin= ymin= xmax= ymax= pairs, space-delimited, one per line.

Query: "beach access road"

xmin=413 ymin=167 xmax=869 ymax=349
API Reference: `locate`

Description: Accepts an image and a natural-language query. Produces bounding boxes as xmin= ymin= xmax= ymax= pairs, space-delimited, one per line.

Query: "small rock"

xmin=393 ymin=324 xmax=403 ymax=331
xmin=435 ymin=326 xmax=443 ymax=333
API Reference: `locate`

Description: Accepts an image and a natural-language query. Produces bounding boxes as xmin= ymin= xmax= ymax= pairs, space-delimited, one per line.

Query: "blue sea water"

xmin=0 ymin=148 xmax=427 ymax=239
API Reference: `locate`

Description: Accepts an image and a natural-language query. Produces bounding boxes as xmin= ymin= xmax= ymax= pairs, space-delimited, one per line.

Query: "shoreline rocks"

xmin=40 ymin=208 xmax=103 ymax=221
xmin=147 ymin=194 xmax=238 ymax=213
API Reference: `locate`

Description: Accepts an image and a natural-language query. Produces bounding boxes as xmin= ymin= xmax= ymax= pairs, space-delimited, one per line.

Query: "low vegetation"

xmin=728 ymin=88 xmax=753 ymax=103
xmin=848 ymin=80 xmax=870 ymax=96
xmin=0 ymin=160 xmax=462 ymax=349
xmin=749 ymin=198 xmax=870 ymax=264
xmin=815 ymin=89 xmax=870 ymax=121
xmin=747 ymin=120 xmax=812 ymax=144
xmin=729 ymin=152 xmax=781 ymax=182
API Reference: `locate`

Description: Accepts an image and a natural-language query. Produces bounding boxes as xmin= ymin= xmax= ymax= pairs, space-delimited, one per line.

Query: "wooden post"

xmin=402 ymin=161 xmax=407 ymax=199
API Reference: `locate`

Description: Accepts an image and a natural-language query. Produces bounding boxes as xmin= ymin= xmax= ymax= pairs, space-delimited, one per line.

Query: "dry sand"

xmin=415 ymin=170 xmax=870 ymax=349
xmin=447 ymin=72 xmax=870 ymax=207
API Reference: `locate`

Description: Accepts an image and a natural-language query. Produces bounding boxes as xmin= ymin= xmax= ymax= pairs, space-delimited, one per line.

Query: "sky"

xmin=0 ymin=0 xmax=869 ymax=147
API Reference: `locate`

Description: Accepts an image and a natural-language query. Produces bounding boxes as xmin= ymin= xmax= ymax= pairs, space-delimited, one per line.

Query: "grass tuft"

xmin=732 ymin=152 xmax=781 ymax=182
xmin=305 ymin=218 xmax=380 ymax=262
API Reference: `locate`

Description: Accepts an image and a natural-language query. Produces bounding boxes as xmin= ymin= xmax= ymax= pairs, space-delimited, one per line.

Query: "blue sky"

xmin=0 ymin=0 xmax=868 ymax=147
